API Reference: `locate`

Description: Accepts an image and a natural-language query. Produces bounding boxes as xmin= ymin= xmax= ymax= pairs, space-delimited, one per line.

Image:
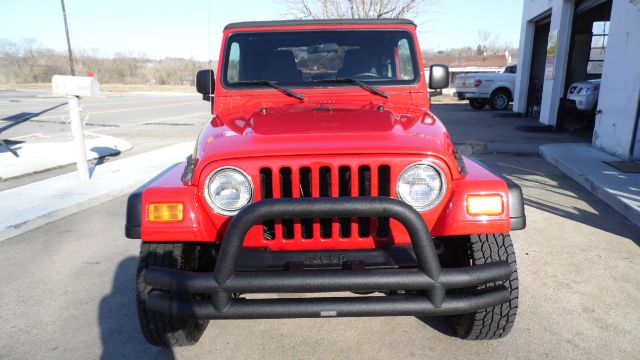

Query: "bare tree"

xmin=0 ymin=39 xmax=207 ymax=85
xmin=476 ymin=29 xmax=512 ymax=56
xmin=280 ymin=0 xmax=426 ymax=19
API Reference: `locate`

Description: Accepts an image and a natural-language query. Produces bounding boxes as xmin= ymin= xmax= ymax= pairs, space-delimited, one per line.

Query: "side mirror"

xmin=196 ymin=69 xmax=215 ymax=97
xmin=428 ymin=64 xmax=449 ymax=90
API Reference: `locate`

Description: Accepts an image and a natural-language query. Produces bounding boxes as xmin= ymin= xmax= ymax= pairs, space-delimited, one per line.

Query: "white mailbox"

xmin=52 ymin=75 xmax=99 ymax=97
xmin=51 ymin=74 xmax=100 ymax=182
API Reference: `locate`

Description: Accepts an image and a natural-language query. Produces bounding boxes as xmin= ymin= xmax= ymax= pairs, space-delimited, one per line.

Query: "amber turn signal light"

xmin=466 ymin=195 xmax=504 ymax=216
xmin=148 ymin=203 xmax=184 ymax=222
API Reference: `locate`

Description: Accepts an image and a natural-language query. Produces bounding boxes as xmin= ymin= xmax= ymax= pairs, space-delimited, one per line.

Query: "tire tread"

xmin=454 ymin=233 xmax=519 ymax=340
xmin=136 ymin=242 xmax=208 ymax=347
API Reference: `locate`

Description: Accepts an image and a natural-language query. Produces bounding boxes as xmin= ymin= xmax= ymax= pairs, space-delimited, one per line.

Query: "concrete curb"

xmin=0 ymin=141 xmax=194 ymax=241
xmin=540 ymin=143 xmax=640 ymax=227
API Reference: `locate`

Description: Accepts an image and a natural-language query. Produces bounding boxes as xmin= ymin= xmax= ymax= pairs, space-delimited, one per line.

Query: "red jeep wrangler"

xmin=126 ymin=19 xmax=525 ymax=347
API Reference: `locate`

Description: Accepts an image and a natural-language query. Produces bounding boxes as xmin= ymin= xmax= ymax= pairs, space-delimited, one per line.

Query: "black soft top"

xmin=224 ymin=19 xmax=416 ymax=30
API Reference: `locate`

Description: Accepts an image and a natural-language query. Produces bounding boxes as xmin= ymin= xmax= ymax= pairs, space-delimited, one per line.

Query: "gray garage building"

xmin=514 ymin=0 xmax=640 ymax=161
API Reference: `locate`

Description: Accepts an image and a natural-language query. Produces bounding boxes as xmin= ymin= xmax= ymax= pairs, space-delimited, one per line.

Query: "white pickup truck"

xmin=453 ymin=64 xmax=517 ymax=111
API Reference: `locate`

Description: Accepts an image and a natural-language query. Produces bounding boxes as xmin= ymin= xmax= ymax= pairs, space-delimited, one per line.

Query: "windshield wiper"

xmin=232 ymin=80 xmax=304 ymax=100
xmin=313 ymin=77 xmax=389 ymax=98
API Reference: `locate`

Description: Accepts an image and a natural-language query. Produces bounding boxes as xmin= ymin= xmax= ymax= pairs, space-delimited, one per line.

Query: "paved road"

xmin=0 ymin=89 xmax=210 ymax=190
xmin=0 ymin=89 xmax=207 ymax=132
xmin=1 ymin=102 xmax=639 ymax=359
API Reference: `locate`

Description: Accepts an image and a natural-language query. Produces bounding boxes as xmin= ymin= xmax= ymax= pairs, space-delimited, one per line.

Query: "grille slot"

xmin=319 ymin=166 xmax=332 ymax=238
xmin=279 ymin=168 xmax=294 ymax=239
xmin=259 ymin=164 xmax=392 ymax=241
xmin=338 ymin=166 xmax=351 ymax=238
xmin=377 ymin=165 xmax=391 ymax=237
xmin=260 ymin=168 xmax=275 ymax=240
xmin=299 ymin=167 xmax=313 ymax=239
xmin=358 ymin=166 xmax=372 ymax=237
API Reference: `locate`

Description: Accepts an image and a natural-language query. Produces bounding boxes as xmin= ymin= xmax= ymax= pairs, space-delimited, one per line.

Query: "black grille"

xmin=259 ymin=165 xmax=392 ymax=240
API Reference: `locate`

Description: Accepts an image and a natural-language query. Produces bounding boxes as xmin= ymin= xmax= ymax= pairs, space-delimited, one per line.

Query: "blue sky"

xmin=0 ymin=0 xmax=524 ymax=60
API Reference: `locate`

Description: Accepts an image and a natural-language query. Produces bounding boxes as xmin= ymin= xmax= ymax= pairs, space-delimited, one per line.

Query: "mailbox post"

xmin=52 ymin=75 xmax=99 ymax=182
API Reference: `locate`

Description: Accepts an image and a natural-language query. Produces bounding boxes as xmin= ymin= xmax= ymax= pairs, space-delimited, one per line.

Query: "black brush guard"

xmin=144 ymin=197 xmax=512 ymax=319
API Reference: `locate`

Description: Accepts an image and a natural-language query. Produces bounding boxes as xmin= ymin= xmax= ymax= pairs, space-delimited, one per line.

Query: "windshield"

xmin=503 ymin=65 xmax=517 ymax=74
xmin=222 ymin=30 xmax=420 ymax=88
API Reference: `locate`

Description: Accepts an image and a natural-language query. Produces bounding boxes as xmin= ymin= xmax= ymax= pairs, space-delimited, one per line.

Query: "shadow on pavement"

xmin=1 ymin=102 xmax=66 ymax=157
xmin=98 ymin=256 xmax=175 ymax=360
xmin=89 ymin=146 xmax=122 ymax=158
xmin=490 ymin=156 xmax=640 ymax=246
xmin=88 ymin=146 xmax=122 ymax=177
xmin=415 ymin=316 xmax=456 ymax=337
xmin=0 ymin=102 xmax=66 ymax=130
xmin=0 ymin=139 xmax=24 ymax=154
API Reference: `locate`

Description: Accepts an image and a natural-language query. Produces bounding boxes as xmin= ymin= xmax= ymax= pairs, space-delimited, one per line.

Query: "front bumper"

xmin=143 ymin=197 xmax=513 ymax=319
xmin=453 ymin=89 xmax=484 ymax=100
xmin=566 ymin=95 xmax=597 ymax=112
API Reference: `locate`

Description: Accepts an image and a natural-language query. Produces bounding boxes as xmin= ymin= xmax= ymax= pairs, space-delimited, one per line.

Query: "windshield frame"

xmin=220 ymin=29 xmax=422 ymax=91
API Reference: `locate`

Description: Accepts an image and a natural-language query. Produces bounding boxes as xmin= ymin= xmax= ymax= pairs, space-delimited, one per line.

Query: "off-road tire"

xmin=488 ymin=90 xmax=511 ymax=111
xmin=448 ymin=233 xmax=519 ymax=340
xmin=136 ymin=242 xmax=213 ymax=347
xmin=469 ymin=99 xmax=488 ymax=110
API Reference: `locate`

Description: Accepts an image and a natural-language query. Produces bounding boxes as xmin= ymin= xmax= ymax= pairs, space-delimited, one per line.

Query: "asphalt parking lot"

xmin=0 ymin=94 xmax=638 ymax=359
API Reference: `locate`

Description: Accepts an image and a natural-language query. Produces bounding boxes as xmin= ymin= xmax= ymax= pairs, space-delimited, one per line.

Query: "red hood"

xmin=192 ymin=104 xmax=458 ymax=183
xmin=222 ymin=104 xmax=396 ymax=135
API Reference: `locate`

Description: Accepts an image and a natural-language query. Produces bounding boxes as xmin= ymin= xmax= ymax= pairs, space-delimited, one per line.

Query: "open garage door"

xmin=559 ymin=0 xmax=612 ymax=131
xmin=525 ymin=15 xmax=551 ymax=117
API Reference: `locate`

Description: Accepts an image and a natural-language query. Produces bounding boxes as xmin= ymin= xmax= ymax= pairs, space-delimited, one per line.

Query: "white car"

xmin=453 ymin=65 xmax=517 ymax=111
xmin=567 ymin=80 xmax=600 ymax=112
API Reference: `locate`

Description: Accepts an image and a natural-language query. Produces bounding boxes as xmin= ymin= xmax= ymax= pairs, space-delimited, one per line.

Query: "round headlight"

xmin=204 ymin=167 xmax=253 ymax=215
xmin=397 ymin=162 xmax=446 ymax=211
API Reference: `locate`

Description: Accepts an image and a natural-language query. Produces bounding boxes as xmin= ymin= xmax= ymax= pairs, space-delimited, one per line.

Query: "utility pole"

xmin=60 ymin=0 xmax=76 ymax=76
